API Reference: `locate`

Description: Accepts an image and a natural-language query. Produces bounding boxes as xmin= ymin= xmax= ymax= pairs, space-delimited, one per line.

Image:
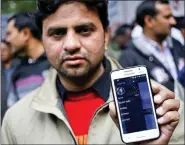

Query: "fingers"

xmin=156 ymin=99 xmax=180 ymax=116
xmin=153 ymin=88 xmax=175 ymax=105
xmin=158 ymin=111 xmax=180 ymax=125
xmin=156 ymin=99 xmax=180 ymax=125
xmin=151 ymin=81 xmax=160 ymax=94
xmin=109 ymin=101 xmax=117 ymax=118
xmin=152 ymin=83 xmax=180 ymax=126
xmin=109 ymin=102 xmax=119 ymax=127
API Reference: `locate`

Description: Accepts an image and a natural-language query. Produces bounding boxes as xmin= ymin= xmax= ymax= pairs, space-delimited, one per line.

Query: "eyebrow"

xmin=47 ymin=27 xmax=66 ymax=36
xmin=163 ymin=12 xmax=173 ymax=18
xmin=47 ymin=22 xmax=96 ymax=36
xmin=75 ymin=22 xmax=96 ymax=29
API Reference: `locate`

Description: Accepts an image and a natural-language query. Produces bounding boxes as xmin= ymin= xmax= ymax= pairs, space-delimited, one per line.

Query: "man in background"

xmin=107 ymin=24 xmax=132 ymax=60
xmin=6 ymin=12 xmax=50 ymax=107
xmin=1 ymin=40 xmax=17 ymax=122
xmin=119 ymin=0 xmax=184 ymax=91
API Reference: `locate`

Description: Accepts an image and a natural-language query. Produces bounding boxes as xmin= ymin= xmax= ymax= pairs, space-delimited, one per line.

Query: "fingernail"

xmin=156 ymin=107 xmax=164 ymax=115
xmin=158 ymin=117 xmax=164 ymax=124
xmin=154 ymin=94 xmax=161 ymax=102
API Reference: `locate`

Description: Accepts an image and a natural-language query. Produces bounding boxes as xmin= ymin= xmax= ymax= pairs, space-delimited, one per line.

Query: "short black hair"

xmin=8 ymin=12 xmax=41 ymax=40
xmin=115 ymin=24 xmax=132 ymax=36
xmin=136 ymin=0 xmax=169 ymax=27
xmin=35 ymin=0 xmax=109 ymax=33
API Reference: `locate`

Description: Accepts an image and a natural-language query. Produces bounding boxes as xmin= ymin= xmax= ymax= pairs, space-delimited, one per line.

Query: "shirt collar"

xmin=142 ymin=34 xmax=169 ymax=51
xmin=56 ymin=57 xmax=111 ymax=102
xmin=21 ymin=52 xmax=47 ymax=64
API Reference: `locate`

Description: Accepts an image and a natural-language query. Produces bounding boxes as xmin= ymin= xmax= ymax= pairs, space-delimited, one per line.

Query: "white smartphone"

xmin=110 ymin=65 xmax=160 ymax=143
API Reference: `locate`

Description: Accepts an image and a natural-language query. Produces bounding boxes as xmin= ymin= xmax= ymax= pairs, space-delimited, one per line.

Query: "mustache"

xmin=57 ymin=51 xmax=90 ymax=64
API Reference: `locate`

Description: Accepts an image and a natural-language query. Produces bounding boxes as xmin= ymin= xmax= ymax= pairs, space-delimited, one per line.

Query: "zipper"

xmin=87 ymin=101 xmax=112 ymax=142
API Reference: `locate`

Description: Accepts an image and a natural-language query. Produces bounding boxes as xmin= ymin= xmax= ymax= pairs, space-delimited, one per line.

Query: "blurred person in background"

xmin=175 ymin=66 xmax=185 ymax=101
xmin=178 ymin=66 xmax=185 ymax=88
xmin=178 ymin=17 xmax=185 ymax=40
xmin=131 ymin=19 xmax=184 ymax=46
xmin=119 ymin=0 xmax=184 ymax=92
xmin=6 ymin=12 xmax=51 ymax=107
xmin=1 ymin=40 xmax=18 ymax=122
xmin=172 ymin=17 xmax=185 ymax=46
xmin=106 ymin=24 xmax=132 ymax=60
xmin=131 ymin=20 xmax=143 ymax=39
xmin=1 ymin=40 xmax=15 ymax=93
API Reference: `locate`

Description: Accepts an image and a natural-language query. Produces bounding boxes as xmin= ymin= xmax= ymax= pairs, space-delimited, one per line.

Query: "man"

xmin=2 ymin=0 xmax=182 ymax=144
xmin=1 ymin=40 xmax=15 ymax=93
xmin=1 ymin=40 xmax=17 ymax=122
xmin=6 ymin=12 xmax=51 ymax=107
xmin=173 ymin=17 xmax=185 ymax=45
xmin=119 ymin=0 xmax=184 ymax=92
xmin=107 ymin=24 xmax=132 ymax=60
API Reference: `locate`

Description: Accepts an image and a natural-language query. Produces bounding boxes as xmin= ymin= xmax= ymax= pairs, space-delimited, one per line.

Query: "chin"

xmin=59 ymin=67 xmax=90 ymax=78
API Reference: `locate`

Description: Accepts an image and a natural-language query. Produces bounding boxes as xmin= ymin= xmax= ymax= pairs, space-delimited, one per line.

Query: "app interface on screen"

xmin=114 ymin=74 xmax=156 ymax=134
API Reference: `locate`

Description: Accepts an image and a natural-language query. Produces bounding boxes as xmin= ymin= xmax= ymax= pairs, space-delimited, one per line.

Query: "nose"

xmin=63 ymin=31 xmax=81 ymax=53
xmin=170 ymin=17 xmax=177 ymax=26
xmin=6 ymin=35 xmax=11 ymax=44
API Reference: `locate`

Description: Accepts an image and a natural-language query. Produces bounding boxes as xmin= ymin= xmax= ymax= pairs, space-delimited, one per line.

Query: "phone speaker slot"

xmin=124 ymin=72 xmax=135 ymax=76
xmin=124 ymin=70 xmax=133 ymax=73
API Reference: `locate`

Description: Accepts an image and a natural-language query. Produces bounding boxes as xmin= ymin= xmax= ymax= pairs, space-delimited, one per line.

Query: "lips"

xmin=63 ymin=55 xmax=86 ymax=65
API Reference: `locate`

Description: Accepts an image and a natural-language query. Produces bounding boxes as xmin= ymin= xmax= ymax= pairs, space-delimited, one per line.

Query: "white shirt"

xmin=142 ymin=35 xmax=178 ymax=80
xmin=171 ymin=27 xmax=184 ymax=45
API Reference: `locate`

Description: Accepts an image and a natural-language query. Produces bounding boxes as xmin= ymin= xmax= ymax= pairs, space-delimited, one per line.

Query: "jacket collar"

xmin=30 ymin=56 xmax=121 ymax=137
xmin=132 ymin=34 xmax=173 ymax=56
xmin=56 ymin=57 xmax=112 ymax=102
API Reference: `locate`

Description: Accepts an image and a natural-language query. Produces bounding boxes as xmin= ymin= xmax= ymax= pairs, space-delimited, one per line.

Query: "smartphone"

xmin=110 ymin=65 xmax=160 ymax=143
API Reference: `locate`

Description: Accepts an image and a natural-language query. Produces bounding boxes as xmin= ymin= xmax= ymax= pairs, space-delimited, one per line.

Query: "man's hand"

xmin=109 ymin=82 xmax=180 ymax=144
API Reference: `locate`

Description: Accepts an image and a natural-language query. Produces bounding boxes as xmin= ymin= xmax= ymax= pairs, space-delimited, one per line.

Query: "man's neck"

xmin=58 ymin=64 xmax=104 ymax=92
xmin=26 ymin=38 xmax=44 ymax=61
xmin=143 ymin=29 xmax=166 ymax=50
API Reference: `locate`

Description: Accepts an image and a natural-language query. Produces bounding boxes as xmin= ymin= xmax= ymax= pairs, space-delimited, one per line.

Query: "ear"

xmin=21 ymin=28 xmax=31 ymax=41
xmin=144 ymin=15 xmax=155 ymax=28
xmin=104 ymin=27 xmax=110 ymax=47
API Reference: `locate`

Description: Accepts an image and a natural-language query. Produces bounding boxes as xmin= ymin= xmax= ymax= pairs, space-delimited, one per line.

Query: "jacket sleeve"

xmin=169 ymin=80 xmax=184 ymax=144
xmin=151 ymin=80 xmax=184 ymax=144
xmin=1 ymin=111 xmax=17 ymax=144
xmin=119 ymin=50 xmax=137 ymax=68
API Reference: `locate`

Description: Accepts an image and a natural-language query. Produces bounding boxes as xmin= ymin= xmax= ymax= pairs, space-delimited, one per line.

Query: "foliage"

xmin=2 ymin=0 xmax=37 ymax=14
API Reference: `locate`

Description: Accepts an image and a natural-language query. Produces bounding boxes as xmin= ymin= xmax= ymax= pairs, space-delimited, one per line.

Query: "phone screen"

xmin=114 ymin=74 xmax=157 ymax=134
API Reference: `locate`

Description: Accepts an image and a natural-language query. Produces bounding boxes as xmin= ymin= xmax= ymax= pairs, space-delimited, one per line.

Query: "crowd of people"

xmin=1 ymin=0 xmax=184 ymax=144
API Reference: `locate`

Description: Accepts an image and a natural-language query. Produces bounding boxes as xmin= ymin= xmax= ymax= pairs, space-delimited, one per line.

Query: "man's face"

xmin=1 ymin=42 xmax=12 ymax=63
xmin=151 ymin=3 xmax=176 ymax=38
xmin=115 ymin=29 xmax=131 ymax=48
xmin=6 ymin=19 xmax=26 ymax=53
xmin=42 ymin=2 xmax=108 ymax=78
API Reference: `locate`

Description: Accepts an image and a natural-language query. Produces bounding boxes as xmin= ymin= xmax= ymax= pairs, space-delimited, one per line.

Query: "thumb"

xmin=109 ymin=101 xmax=119 ymax=127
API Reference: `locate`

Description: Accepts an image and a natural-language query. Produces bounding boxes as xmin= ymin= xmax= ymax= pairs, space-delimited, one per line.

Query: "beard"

xmin=157 ymin=34 xmax=168 ymax=42
xmin=58 ymin=60 xmax=102 ymax=82
xmin=56 ymin=51 xmax=104 ymax=82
